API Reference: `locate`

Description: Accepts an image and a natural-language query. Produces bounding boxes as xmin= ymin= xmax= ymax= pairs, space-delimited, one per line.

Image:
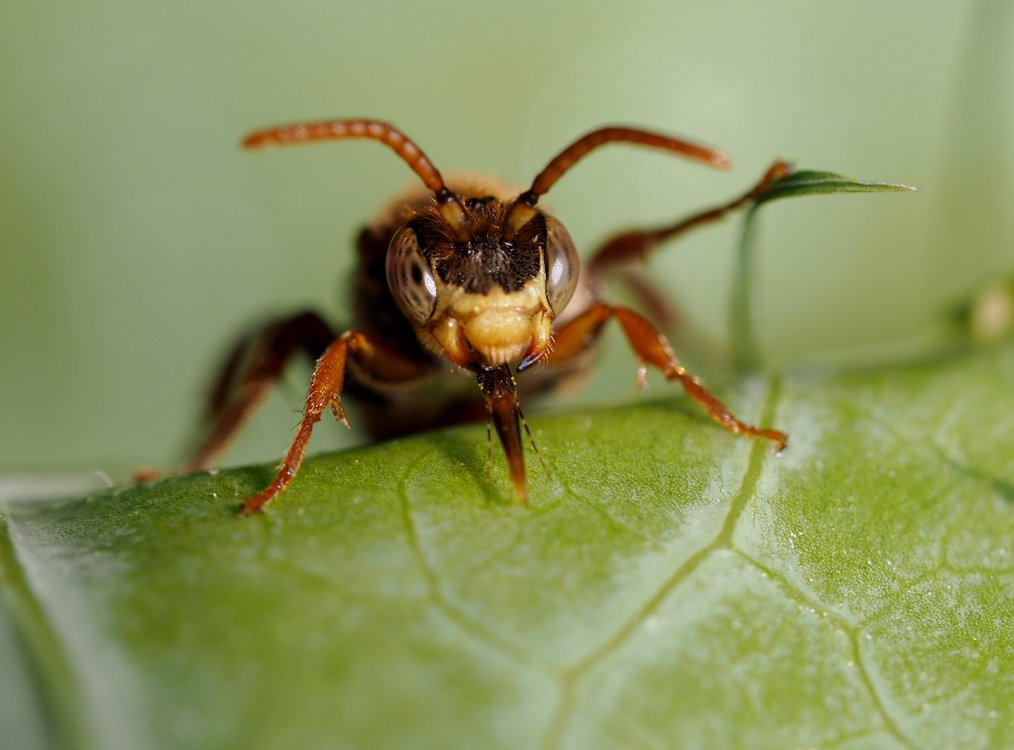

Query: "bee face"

xmin=386 ymin=196 xmax=579 ymax=369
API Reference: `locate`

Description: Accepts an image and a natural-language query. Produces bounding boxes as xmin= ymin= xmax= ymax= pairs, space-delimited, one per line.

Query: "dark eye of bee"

xmin=387 ymin=226 xmax=437 ymax=325
xmin=544 ymin=217 xmax=580 ymax=314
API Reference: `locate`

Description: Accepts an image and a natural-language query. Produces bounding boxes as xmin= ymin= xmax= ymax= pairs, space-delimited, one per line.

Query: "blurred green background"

xmin=1 ymin=0 xmax=1010 ymax=477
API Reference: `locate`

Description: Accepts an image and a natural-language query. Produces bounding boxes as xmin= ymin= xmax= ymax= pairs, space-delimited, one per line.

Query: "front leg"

xmin=241 ymin=331 xmax=429 ymax=515
xmin=135 ymin=310 xmax=335 ymax=483
xmin=191 ymin=311 xmax=335 ymax=472
xmin=546 ymin=303 xmax=787 ymax=450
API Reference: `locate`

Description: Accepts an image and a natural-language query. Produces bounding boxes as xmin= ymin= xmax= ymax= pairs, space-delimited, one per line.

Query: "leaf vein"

xmin=395 ymin=451 xmax=543 ymax=668
xmin=734 ymin=549 xmax=917 ymax=748
xmin=540 ymin=377 xmax=785 ymax=749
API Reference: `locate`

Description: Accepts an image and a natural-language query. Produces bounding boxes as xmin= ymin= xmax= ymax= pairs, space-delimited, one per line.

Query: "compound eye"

xmin=544 ymin=217 xmax=580 ymax=314
xmin=387 ymin=225 xmax=438 ymax=326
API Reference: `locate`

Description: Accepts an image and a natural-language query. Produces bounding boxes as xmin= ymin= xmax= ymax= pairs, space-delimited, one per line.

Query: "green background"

xmin=1 ymin=3 xmax=1012 ymax=749
xmin=1 ymin=0 xmax=1011 ymax=475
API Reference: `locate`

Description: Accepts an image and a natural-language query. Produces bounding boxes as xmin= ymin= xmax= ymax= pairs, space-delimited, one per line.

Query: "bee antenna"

xmin=243 ymin=119 xmax=470 ymax=240
xmin=503 ymin=125 xmax=732 ymax=240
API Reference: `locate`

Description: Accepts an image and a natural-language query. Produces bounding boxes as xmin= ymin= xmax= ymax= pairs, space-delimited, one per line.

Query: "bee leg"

xmin=241 ymin=331 xmax=426 ymax=515
xmin=134 ymin=311 xmax=335 ymax=482
xmin=586 ymin=161 xmax=791 ymax=284
xmin=604 ymin=268 xmax=684 ymax=331
xmin=547 ymin=303 xmax=788 ymax=450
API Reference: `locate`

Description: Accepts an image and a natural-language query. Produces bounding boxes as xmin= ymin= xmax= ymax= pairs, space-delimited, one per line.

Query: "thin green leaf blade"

xmin=754 ymin=170 xmax=918 ymax=206
xmin=731 ymin=170 xmax=917 ymax=370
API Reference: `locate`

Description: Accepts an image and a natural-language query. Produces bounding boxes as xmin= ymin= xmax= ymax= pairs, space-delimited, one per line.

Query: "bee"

xmin=176 ymin=119 xmax=788 ymax=514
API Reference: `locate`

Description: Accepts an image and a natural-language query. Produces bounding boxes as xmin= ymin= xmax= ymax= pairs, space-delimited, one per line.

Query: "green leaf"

xmin=732 ymin=171 xmax=917 ymax=370
xmin=2 ymin=340 xmax=1011 ymax=750
xmin=752 ymin=171 xmax=917 ymax=206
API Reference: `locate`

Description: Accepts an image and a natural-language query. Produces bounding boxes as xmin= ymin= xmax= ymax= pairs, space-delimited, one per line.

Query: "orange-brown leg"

xmin=241 ymin=330 xmax=428 ymax=515
xmin=587 ymin=161 xmax=791 ymax=284
xmin=134 ymin=311 xmax=335 ymax=483
xmin=189 ymin=311 xmax=335 ymax=472
xmin=547 ymin=303 xmax=788 ymax=450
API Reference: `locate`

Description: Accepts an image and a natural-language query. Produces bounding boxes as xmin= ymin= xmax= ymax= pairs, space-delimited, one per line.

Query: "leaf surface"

xmin=1 ymin=341 xmax=1011 ymax=750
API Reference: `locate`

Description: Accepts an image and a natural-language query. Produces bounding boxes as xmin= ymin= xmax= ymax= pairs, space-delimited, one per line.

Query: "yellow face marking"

xmin=426 ymin=273 xmax=554 ymax=367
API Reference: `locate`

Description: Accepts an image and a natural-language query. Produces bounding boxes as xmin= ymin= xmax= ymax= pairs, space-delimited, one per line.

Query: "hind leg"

xmin=587 ymin=161 xmax=790 ymax=283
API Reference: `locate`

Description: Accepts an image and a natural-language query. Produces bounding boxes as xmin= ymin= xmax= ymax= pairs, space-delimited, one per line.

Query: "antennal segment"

xmin=243 ymin=119 xmax=471 ymax=240
xmin=504 ymin=126 xmax=732 ymax=240
xmin=243 ymin=119 xmax=447 ymax=192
